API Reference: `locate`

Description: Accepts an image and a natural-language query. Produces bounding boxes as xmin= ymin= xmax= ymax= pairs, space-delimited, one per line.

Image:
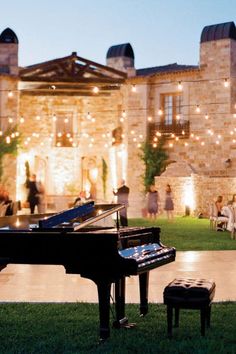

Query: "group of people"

xmin=146 ymin=183 xmax=174 ymax=221
xmin=112 ymin=180 xmax=174 ymax=227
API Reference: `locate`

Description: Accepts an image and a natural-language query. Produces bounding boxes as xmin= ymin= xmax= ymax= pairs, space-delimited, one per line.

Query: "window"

xmin=161 ymin=93 xmax=183 ymax=125
xmin=54 ymin=112 xmax=75 ymax=147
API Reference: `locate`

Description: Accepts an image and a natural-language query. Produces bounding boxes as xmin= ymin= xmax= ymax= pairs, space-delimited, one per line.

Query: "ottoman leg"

xmin=200 ymin=307 xmax=206 ymax=336
xmin=206 ymin=305 xmax=211 ymax=327
xmin=167 ymin=305 xmax=173 ymax=338
xmin=174 ymin=307 xmax=179 ymax=327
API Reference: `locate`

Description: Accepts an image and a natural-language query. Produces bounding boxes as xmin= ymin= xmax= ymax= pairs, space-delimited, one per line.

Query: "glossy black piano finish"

xmin=0 ymin=202 xmax=176 ymax=341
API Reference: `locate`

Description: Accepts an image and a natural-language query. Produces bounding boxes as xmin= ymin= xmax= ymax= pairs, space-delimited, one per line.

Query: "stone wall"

xmin=155 ymin=164 xmax=236 ymax=217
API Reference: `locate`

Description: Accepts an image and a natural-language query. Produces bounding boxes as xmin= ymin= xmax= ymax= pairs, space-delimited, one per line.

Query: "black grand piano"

xmin=0 ymin=201 xmax=175 ymax=340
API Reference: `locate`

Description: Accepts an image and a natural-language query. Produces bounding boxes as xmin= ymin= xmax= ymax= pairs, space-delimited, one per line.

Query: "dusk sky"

xmin=1 ymin=0 xmax=236 ymax=69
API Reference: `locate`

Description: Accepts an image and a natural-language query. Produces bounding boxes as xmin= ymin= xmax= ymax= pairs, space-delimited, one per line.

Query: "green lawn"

xmin=0 ymin=302 xmax=235 ymax=353
xmin=129 ymin=216 xmax=236 ymax=251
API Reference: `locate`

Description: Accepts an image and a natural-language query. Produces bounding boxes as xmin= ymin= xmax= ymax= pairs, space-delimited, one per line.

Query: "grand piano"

xmin=0 ymin=201 xmax=176 ymax=341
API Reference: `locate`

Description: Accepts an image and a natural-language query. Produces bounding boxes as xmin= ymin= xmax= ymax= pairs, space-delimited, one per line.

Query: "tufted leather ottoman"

xmin=163 ymin=278 xmax=216 ymax=337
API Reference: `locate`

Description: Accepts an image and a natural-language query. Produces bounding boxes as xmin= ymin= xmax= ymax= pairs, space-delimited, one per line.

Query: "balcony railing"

xmin=148 ymin=120 xmax=190 ymax=140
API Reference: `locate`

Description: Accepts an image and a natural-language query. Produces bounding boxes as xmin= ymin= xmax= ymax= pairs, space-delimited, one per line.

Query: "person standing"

xmin=164 ymin=184 xmax=174 ymax=221
xmin=113 ymin=179 xmax=130 ymax=227
xmin=146 ymin=185 xmax=159 ymax=219
xmin=26 ymin=174 xmax=41 ymax=214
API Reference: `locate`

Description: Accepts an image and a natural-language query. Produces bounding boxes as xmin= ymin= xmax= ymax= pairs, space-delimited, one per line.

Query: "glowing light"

xmin=205 ymin=113 xmax=209 ymax=120
xmin=51 ymin=85 xmax=56 ymax=90
xmin=224 ymin=78 xmax=229 ymax=87
xmin=8 ymin=118 xmax=13 ymax=123
xmin=147 ymin=116 xmax=152 ymax=122
xmin=158 ymin=109 xmax=163 ymax=116
xmin=15 ymin=218 xmax=20 ymax=227
xmin=177 ymin=81 xmax=183 ymax=90
xmin=8 ymin=91 xmax=13 ymax=98
xmin=36 ymin=115 xmax=41 ymax=120
xmin=89 ymin=168 xmax=98 ymax=183
xmin=183 ymin=179 xmax=195 ymax=211
xmin=20 ymin=117 xmax=24 ymax=123
xmin=64 ymin=118 xmax=69 ymax=123
xmin=122 ymin=110 xmax=126 ymax=118
xmin=201 ymin=141 xmax=205 ymax=146
xmin=92 ymin=86 xmax=99 ymax=94
xmin=195 ymin=105 xmax=200 ymax=113
xmin=52 ymin=114 xmax=57 ymax=121
xmin=131 ymin=84 xmax=136 ymax=92
xmin=169 ymin=143 xmax=173 ymax=148
xmin=87 ymin=112 xmax=91 ymax=120
xmin=6 ymin=136 xmax=10 ymax=144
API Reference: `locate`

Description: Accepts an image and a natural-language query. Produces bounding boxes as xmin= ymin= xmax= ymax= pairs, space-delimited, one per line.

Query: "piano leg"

xmin=113 ymin=276 xmax=127 ymax=327
xmin=96 ymin=280 xmax=112 ymax=341
xmin=113 ymin=277 xmax=135 ymax=329
xmin=139 ymin=272 xmax=149 ymax=316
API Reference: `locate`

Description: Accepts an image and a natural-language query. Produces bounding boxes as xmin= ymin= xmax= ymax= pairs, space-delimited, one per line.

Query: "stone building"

xmin=1 ymin=21 xmax=236 ymax=216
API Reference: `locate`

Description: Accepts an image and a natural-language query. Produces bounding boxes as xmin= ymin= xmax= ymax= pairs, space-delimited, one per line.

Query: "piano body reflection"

xmin=0 ymin=201 xmax=175 ymax=340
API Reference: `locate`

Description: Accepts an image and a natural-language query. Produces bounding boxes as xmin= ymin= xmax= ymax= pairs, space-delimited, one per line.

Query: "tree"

xmin=0 ymin=126 xmax=20 ymax=181
xmin=140 ymin=137 xmax=168 ymax=191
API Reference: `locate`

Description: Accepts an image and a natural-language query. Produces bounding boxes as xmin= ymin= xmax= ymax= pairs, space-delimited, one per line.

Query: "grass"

xmin=129 ymin=216 xmax=236 ymax=251
xmin=0 ymin=302 xmax=235 ymax=353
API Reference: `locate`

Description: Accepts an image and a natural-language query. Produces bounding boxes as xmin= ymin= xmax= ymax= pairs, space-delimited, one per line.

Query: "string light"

xmin=92 ymin=86 xmax=99 ymax=94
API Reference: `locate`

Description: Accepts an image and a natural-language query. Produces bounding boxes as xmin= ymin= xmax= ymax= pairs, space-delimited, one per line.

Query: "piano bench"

xmin=163 ymin=278 xmax=216 ymax=338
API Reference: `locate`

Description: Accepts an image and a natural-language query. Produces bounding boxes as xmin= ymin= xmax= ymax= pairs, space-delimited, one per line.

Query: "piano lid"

xmin=0 ymin=202 xmax=124 ymax=231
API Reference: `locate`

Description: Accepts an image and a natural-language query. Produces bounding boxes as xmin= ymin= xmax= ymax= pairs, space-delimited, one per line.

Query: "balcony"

xmin=148 ymin=120 xmax=190 ymax=140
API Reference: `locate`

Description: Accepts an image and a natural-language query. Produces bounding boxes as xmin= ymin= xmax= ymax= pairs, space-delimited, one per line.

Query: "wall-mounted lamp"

xmin=225 ymin=158 xmax=232 ymax=168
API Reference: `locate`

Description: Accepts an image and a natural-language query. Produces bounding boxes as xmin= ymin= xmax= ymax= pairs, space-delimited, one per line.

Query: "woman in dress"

xmin=164 ymin=184 xmax=174 ymax=221
xmin=146 ymin=185 xmax=159 ymax=219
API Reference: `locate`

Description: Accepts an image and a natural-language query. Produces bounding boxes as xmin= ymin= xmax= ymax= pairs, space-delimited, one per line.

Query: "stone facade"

xmin=1 ymin=22 xmax=236 ymax=216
